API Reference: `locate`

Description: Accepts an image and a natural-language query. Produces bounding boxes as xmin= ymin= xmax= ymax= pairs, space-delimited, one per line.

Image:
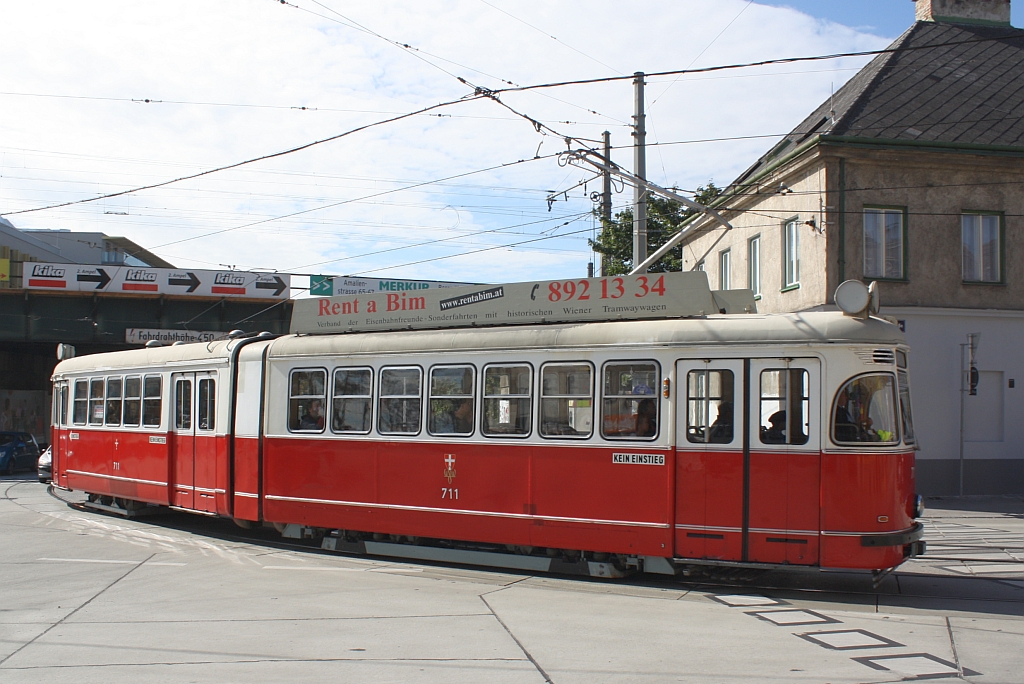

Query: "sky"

xmin=1 ymin=1 xmax=1010 ymax=291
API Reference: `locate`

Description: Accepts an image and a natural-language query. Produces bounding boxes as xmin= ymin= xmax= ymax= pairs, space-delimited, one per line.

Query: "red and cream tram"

xmin=49 ymin=276 xmax=924 ymax=577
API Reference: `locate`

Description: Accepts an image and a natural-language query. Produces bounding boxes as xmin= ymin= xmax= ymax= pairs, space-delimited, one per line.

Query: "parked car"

xmin=0 ymin=432 xmax=41 ymax=475
xmin=37 ymin=445 xmax=52 ymax=483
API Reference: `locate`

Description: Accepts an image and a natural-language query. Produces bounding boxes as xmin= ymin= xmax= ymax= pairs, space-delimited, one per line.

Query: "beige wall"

xmin=684 ymin=144 xmax=1024 ymax=314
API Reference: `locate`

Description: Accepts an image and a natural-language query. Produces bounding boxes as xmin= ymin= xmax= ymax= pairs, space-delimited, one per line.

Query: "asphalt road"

xmin=1 ymin=475 xmax=1022 ymax=683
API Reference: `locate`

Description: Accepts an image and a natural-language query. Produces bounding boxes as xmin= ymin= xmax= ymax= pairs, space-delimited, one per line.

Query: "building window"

xmin=783 ymin=219 xmax=800 ymax=289
xmin=748 ymin=235 xmax=761 ymax=297
xmin=719 ymin=249 xmax=731 ymax=290
xmin=962 ymin=213 xmax=1001 ymax=283
xmin=864 ymin=208 xmax=904 ymax=279
xmin=695 ymin=260 xmax=705 ymax=272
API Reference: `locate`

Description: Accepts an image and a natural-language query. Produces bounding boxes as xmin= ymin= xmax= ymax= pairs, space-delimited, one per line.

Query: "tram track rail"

xmin=31 ymin=482 xmax=1024 ymax=611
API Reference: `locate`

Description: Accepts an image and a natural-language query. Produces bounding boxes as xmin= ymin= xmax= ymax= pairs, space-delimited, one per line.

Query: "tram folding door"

xmin=674 ymin=358 xmax=821 ymax=566
xmin=170 ymin=371 xmax=218 ymax=513
xmin=52 ymin=381 xmax=69 ymax=488
xmin=674 ymin=359 xmax=745 ymax=562
xmin=747 ymin=358 xmax=821 ymax=565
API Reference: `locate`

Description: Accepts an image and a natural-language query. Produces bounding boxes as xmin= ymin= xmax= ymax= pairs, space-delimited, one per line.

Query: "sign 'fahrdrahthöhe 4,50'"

xmin=290 ymin=271 xmax=755 ymax=334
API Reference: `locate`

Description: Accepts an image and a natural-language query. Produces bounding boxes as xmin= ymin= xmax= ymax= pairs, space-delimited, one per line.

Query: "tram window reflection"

xmin=378 ymin=367 xmax=422 ymax=435
xmin=289 ymin=369 xmax=327 ymax=433
xmin=123 ymin=376 xmax=142 ymax=427
xmin=89 ymin=378 xmax=104 ymax=425
xmin=429 ymin=366 xmax=475 ymax=437
xmin=198 ymin=378 xmax=215 ymax=431
xmin=73 ymin=379 xmax=88 ymax=425
xmin=833 ymin=374 xmax=900 ymax=445
xmin=540 ymin=364 xmax=593 ymax=438
xmin=143 ymin=375 xmax=162 ymax=428
xmin=602 ymin=362 xmax=660 ymax=439
xmin=175 ymin=379 xmax=192 ymax=430
xmin=482 ymin=364 xmax=532 ymax=437
xmin=332 ymin=368 xmax=372 ymax=434
xmin=686 ymin=370 xmax=734 ymax=444
xmin=759 ymin=369 xmax=810 ymax=445
xmin=105 ymin=377 xmax=123 ymax=426
xmin=897 ymin=369 xmax=915 ymax=445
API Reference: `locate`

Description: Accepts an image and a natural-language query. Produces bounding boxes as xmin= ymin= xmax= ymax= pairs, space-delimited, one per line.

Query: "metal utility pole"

xmin=958 ymin=332 xmax=981 ymax=496
xmin=632 ymin=72 xmax=648 ymax=273
xmin=600 ymin=131 xmax=612 ymax=277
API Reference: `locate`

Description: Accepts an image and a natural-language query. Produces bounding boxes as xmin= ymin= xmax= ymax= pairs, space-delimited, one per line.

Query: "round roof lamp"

xmin=835 ymin=280 xmax=871 ymax=317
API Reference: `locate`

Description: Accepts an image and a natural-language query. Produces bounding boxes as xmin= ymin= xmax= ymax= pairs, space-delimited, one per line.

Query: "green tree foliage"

xmin=589 ymin=182 xmax=722 ymax=275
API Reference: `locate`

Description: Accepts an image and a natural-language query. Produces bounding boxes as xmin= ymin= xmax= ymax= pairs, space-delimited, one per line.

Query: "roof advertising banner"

xmin=24 ymin=263 xmax=290 ymax=299
xmin=291 ymin=271 xmax=741 ymax=335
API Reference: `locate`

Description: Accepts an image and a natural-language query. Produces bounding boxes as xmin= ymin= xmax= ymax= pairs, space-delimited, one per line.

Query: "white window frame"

xmin=962 ymin=212 xmax=1001 ymax=283
xmin=863 ymin=208 xmax=904 ymax=280
xmin=719 ymin=249 xmax=731 ymax=291
xmin=748 ymin=235 xmax=761 ymax=298
xmin=783 ymin=219 xmax=800 ymax=289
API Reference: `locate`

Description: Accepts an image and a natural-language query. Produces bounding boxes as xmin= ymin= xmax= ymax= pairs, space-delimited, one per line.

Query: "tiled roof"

xmin=732 ymin=20 xmax=1024 ymax=186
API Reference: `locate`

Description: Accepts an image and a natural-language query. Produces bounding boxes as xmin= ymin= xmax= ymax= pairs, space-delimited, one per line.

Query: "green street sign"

xmin=309 ymin=275 xmax=334 ymax=296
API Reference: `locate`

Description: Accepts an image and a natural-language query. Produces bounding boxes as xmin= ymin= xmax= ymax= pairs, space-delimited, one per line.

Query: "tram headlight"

xmin=912 ymin=494 xmax=925 ymax=519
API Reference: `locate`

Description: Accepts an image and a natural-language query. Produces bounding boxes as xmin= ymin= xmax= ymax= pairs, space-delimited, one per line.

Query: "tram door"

xmin=674 ymin=360 xmax=746 ymax=562
xmin=170 ymin=372 xmax=218 ymax=513
xmin=52 ymin=381 xmax=69 ymax=488
xmin=171 ymin=374 xmax=196 ymax=509
xmin=747 ymin=358 xmax=821 ymax=565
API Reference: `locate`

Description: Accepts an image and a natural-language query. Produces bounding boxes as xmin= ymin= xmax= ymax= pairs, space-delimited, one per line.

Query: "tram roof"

xmin=271 ymin=311 xmax=905 ymax=357
xmin=52 ymin=312 xmax=904 ymax=376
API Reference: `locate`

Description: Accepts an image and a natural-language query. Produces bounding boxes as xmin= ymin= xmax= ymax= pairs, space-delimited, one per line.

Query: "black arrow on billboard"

xmin=255 ymin=275 xmax=287 ymax=297
xmin=77 ymin=269 xmax=110 ymax=289
xmin=168 ymin=272 xmax=201 ymax=292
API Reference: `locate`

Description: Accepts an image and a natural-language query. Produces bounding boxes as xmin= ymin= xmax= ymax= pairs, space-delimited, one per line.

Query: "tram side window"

xmin=540 ymin=363 xmax=593 ymax=438
xmin=123 ymin=376 xmax=142 ymax=427
xmin=104 ymin=377 xmax=123 ymax=426
xmin=378 ymin=367 xmax=422 ymax=435
xmin=482 ymin=365 xmax=532 ymax=437
xmin=198 ymin=378 xmax=215 ymax=431
xmin=759 ymin=369 xmax=810 ymax=445
xmin=73 ymin=380 xmax=88 ymax=425
xmin=896 ymin=351 xmax=916 ymax=445
xmin=686 ymin=370 xmax=735 ymax=444
xmin=428 ymin=366 xmax=475 ymax=436
xmin=59 ymin=384 xmax=69 ymax=427
xmin=602 ymin=362 xmax=660 ymax=439
xmin=289 ymin=369 xmax=326 ymax=433
xmin=88 ymin=378 xmax=104 ymax=425
xmin=833 ymin=374 xmax=900 ymax=445
xmin=143 ymin=375 xmax=162 ymax=428
xmin=175 ymin=379 xmax=192 ymax=430
xmin=332 ymin=368 xmax=372 ymax=434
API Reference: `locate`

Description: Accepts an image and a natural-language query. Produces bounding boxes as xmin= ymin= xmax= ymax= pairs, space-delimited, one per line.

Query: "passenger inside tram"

xmin=708 ymin=402 xmax=733 ymax=443
xmin=761 ymin=410 xmax=787 ymax=443
xmin=635 ymin=398 xmax=657 ymax=437
xmin=298 ymin=399 xmax=325 ymax=431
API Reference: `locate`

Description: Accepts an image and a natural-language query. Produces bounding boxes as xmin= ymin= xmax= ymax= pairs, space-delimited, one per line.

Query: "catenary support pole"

xmin=601 ymin=131 xmax=612 ymax=277
xmin=632 ymin=73 xmax=647 ymax=273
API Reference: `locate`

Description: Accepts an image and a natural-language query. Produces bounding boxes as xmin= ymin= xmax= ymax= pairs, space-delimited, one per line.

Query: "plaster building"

xmin=680 ymin=0 xmax=1023 ymax=495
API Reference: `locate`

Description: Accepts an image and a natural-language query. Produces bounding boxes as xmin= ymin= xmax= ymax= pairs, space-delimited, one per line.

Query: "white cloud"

xmin=0 ymin=0 xmax=893 ymax=286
